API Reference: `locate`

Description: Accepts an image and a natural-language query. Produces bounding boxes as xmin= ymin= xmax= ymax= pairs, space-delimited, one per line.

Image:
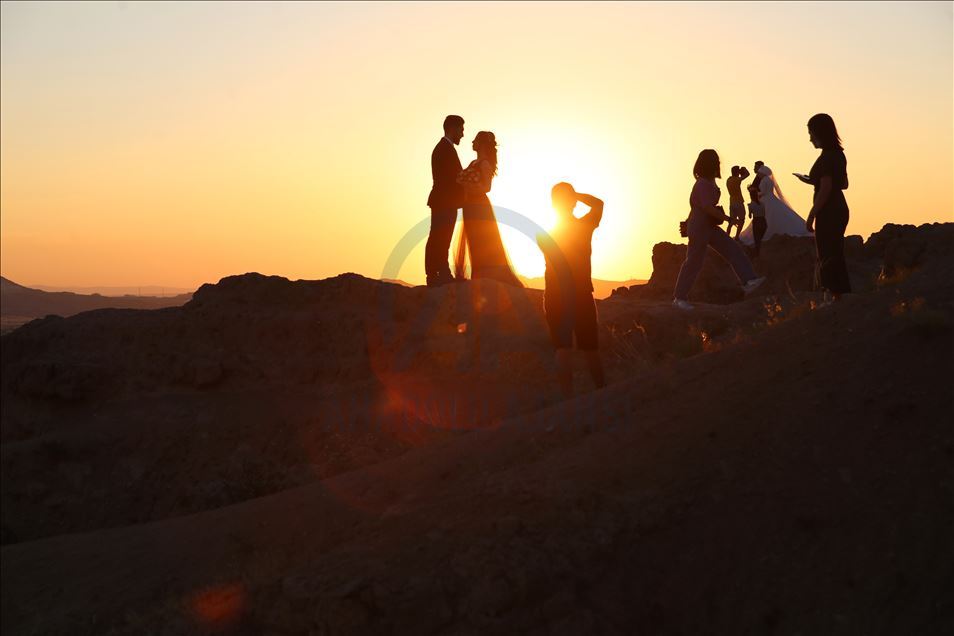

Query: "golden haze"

xmin=1 ymin=2 xmax=951 ymax=288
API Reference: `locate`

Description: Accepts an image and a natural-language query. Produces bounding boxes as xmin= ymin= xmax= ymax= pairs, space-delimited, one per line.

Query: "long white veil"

xmin=739 ymin=165 xmax=813 ymax=244
xmin=758 ymin=165 xmax=793 ymax=209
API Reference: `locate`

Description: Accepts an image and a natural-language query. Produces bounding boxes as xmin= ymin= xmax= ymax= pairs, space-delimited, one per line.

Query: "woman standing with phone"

xmin=795 ymin=113 xmax=851 ymax=304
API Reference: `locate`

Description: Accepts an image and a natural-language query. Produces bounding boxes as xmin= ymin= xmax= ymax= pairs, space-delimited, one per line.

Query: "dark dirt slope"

xmin=0 ymin=275 xmax=557 ymax=543
xmin=0 ymin=268 xmax=805 ymax=544
xmin=2 ymin=247 xmax=952 ymax=635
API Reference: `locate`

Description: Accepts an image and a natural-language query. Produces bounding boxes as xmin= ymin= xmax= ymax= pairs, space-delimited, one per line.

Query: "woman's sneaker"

xmin=742 ymin=276 xmax=767 ymax=296
xmin=672 ymin=299 xmax=693 ymax=310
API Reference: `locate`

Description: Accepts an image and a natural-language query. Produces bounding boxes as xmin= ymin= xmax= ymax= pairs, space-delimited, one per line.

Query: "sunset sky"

xmin=1 ymin=1 xmax=951 ymax=289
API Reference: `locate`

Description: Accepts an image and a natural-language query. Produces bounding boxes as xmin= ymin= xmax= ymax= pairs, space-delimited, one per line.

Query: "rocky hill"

xmin=1 ymin=223 xmax=952 ymax=634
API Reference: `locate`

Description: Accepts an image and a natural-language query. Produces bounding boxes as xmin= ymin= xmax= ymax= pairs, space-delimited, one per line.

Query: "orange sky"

xmin=1 ymin=1 xmax=951 ymax=289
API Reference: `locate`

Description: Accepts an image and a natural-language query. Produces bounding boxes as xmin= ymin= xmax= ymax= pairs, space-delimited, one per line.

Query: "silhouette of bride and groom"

xmin=424 ymin=115 xmax=523 ymax=289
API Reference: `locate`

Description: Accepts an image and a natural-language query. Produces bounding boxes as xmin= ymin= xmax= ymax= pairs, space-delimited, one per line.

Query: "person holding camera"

xmin=725 ymin=165 xmax=749 ymax=240
xmin=537 ymin=182 xmax=605 ymax=397
xmin=672 ymin=149 xmax=765 ymax=310
xmin=747 ymin=160 xmax=768 ymax=256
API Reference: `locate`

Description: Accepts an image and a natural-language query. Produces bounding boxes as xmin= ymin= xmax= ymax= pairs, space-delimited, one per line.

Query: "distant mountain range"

xmin=518 ymin=276 xmax=646 ymax=299
xmin=0 ymin=277 xmax=193 ymax=333
xmin=380 ymin=277 xmax=646 ymax=299
xmin=28 ymin=284 xmax=194 ymax=296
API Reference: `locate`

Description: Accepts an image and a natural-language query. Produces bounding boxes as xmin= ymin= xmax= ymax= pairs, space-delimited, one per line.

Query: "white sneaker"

xmin=742 ymin=276 xmax=767 ymax=296
xmin=672 ymin=299 xmax=693 ymax=310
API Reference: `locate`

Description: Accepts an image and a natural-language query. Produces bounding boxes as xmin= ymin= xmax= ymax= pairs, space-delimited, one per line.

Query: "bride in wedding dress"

xmin=740 ymin=165 xmax=813 ymax=245
xmin=452 ymin=131 xmax=523 ymax=287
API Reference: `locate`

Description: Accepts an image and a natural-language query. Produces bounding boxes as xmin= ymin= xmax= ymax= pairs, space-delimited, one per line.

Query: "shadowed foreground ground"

xmin=1 ymin=225 xmax=952 ymax=634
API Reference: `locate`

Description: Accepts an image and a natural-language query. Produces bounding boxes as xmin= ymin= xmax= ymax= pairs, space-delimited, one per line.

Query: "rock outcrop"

xmin=611 ymin=225 xmax=954 ymax=303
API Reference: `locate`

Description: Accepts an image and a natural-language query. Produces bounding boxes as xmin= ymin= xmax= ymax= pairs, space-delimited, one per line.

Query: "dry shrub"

xmin=889 ymin=296 xmax=952 ymax=340
xmin=889 ymin=296 xmax=926 ymax=316
xmin=698 ymin=326 xmax=749 ymax=353
xmin=762 ymin=298 xmax=785 ymax=326
xmin=876 ymin=266 xmax=916 ymax=288
xmin=677 ymin=324 xmax=707 ymax=358
xmin=604 ymin=321 xmax=653 ymax=367
xmin=758 ymin=295 xmax=819 ymax=326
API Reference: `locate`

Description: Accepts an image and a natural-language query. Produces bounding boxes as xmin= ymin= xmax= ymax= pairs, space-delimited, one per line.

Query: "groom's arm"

xmin=576 ymin=193 xmax=604 ymax=226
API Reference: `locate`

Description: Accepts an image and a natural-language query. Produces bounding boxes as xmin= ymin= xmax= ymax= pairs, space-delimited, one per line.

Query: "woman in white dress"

xmin=740 ymin=166 xmax=812 ymax=245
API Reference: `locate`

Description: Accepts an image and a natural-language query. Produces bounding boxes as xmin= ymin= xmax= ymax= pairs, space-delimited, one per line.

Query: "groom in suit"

xmin=425 ymin=115 xmax=465 ymax=287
